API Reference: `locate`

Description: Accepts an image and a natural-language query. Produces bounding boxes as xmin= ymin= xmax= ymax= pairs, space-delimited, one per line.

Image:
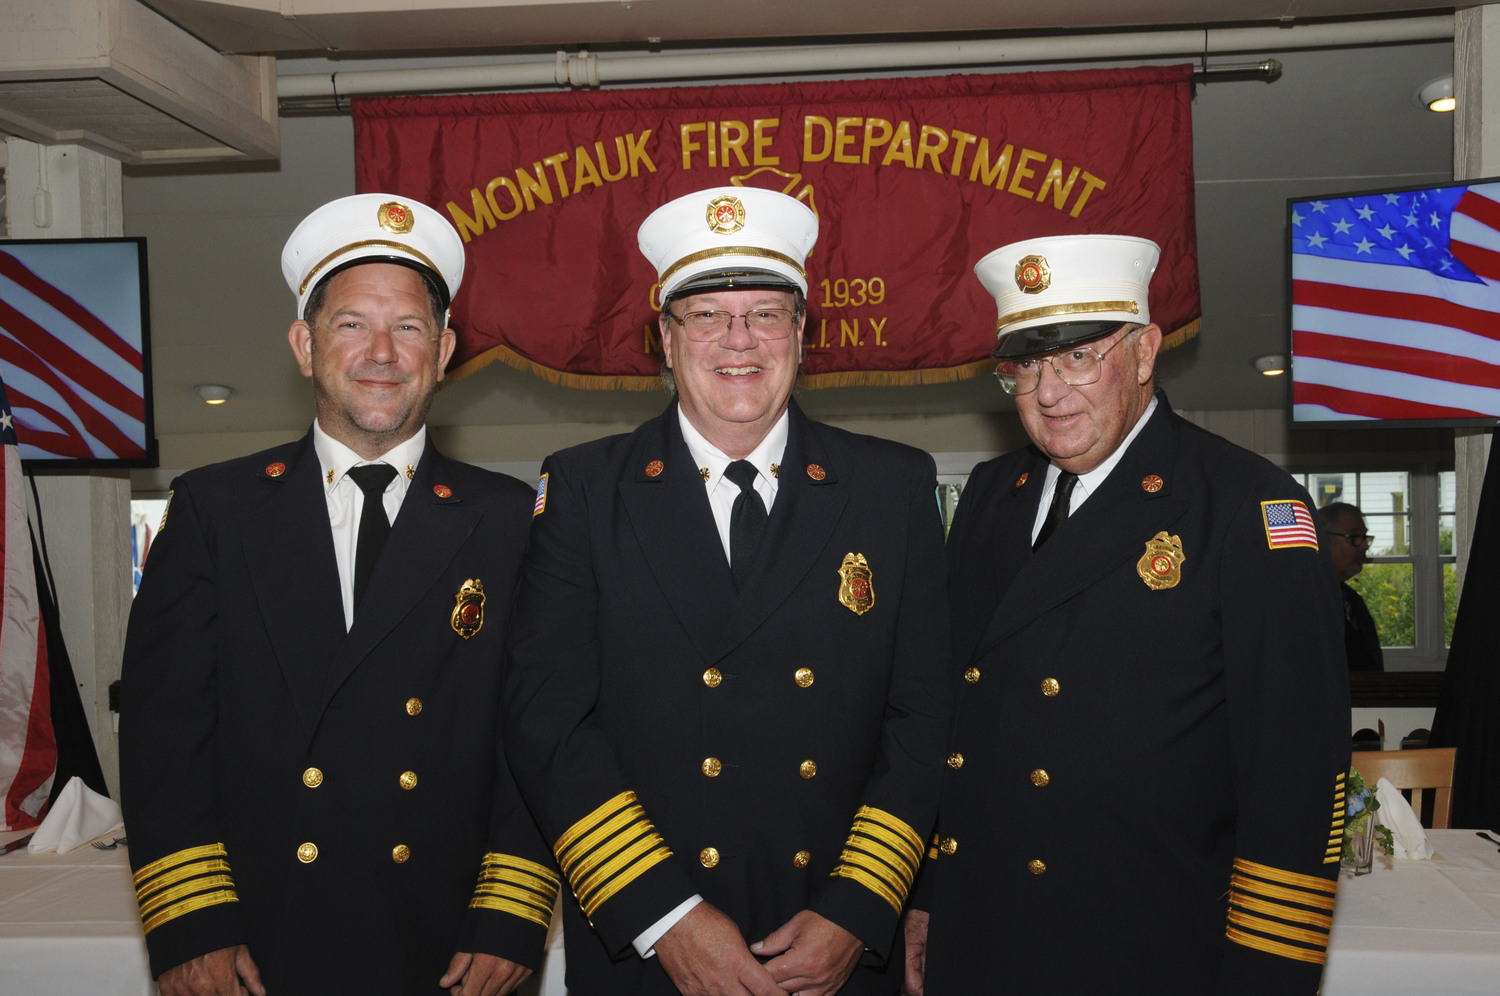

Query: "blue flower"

xmin=1347 ymin=793 xmax=1366 ymax=818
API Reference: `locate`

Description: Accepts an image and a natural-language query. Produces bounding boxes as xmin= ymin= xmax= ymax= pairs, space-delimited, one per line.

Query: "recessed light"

xmin=196 ymin=384 xmax=234 ymax=405
xmin=1415 ymin=76 xmax=1455 ymax=113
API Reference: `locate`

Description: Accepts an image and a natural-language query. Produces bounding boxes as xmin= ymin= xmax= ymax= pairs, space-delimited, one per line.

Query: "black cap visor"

xmin=992 ymin=320 xmax=1125 ymax=360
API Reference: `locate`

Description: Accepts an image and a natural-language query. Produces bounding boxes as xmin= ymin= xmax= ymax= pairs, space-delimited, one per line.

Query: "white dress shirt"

xmin=629 ymin=408 xmax=791 ymax=959
xmin=312 ymin=421 xmax=427 ymax=630
xmin=1030 ymin=395 xmax=1159 ymax=543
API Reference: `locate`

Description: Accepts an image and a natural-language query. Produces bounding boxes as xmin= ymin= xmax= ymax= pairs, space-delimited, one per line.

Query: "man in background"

xmin=1319 ymin=501 xmax=1385 ymax=671
xmin=908 ymin=234 xmax=1348 ymax=995
xmin=505 ymin=185 xmax=951 ymax=995
xmin=120 ymin=194 xmax=555 ymax=995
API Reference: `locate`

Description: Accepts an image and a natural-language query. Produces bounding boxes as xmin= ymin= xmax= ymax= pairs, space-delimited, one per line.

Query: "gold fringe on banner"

xmin=444 ymin=316 xmax=1201 ymax=393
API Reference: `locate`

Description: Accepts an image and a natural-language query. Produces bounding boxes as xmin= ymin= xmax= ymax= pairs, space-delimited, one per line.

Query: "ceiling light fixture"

xmin=196 ymin=384 xmax=234 ymax=405
xmin=1415 ymin=75 xmax=1455 ymax=113
xmin=1254 ymin=354 xmax=1286 ymax=377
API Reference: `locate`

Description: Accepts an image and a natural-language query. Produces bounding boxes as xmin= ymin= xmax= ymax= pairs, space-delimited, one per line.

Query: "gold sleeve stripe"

xmin=838 ymin=843 xmax=915 ymax=892
xmin=1227 ymin=908 xmax=1331 ymax=949
xmin=142 ymin=889 xmax=239 ymax=936
xmin=553 ymin=791 xmax=673 ymax=919
xmin=138 ymin=874 xmax=238 ymax=919
xmin=831 ymin=864 xmax=905 ymax=913
xmin=136 ymin=858 xmax=232 ymax=901
xmin=132 ymin=843 xmax=229 ymax=885
xmin=471 ymin=895 xmax=553 ymax=928
xmin=480 ymin=853 xmax=560 ymax=887
xmin=851 ymin=814 xmax=923 ymax=872
xmin=927 ymin=833 xmax=941 ymax=862
xmin=1230 ymin=892 xmax=1333 ymax=930
xmin=1230 ymin=872 xmax=1337 ymax=912
xmin=851 ymin=807 xmax=922 ymax=865
xmin=1225 ymin=926 xmax=1328 ymax=966
xmin=842 ymin=839 xmax=916 ymax=889
xmin=1233 ymin=858 xmax=1338 ymax=895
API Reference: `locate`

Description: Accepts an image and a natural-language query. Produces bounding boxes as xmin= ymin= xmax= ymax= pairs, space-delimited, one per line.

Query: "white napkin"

xmin=1374 ymin=776 xmax=1434 ymax=860
xmin=27 ymin=776 xmax=124 ymax=854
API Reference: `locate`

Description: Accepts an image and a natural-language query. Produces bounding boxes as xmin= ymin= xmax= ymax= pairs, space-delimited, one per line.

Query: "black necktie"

xmin=1033 ymin=471 xmax=1078 ymax=551
xmin=348 ymin=463 xmax=399 ymax=612
xmin=724 ymin=460 xmax=767 ymax=587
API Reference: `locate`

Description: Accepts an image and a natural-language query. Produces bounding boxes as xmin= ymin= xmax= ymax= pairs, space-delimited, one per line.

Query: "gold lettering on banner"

xmin=753 ymin=119 xmax=780 ymax=165
xmin=1007 ymin=148 xmax=1047 ymax=197
xmin=803 ymin=116 xmax=833 ymax=162
xmin=684 ymin=120 xmax=781 ymax=169
xmin=915 ymin=125 xmax=949 ymax=173
xmin=880 ymin=121 xmax=914 ymax=167
xmin=810 ymin=317 xmax=891 ymax=351
xmin=861 ymin=118 xmax=892 ymax=165
xmin=834 ymin=117 xmax=863 ymax=164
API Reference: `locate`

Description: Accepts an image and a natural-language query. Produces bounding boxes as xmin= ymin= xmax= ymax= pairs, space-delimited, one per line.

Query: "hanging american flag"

xmin=1290 ymin=181 xmax=1500 ymax=421
xmin=0 ymin=241 xmax=150 ymax=462
xmin=0 ymin=375 xmax=56 ymax=830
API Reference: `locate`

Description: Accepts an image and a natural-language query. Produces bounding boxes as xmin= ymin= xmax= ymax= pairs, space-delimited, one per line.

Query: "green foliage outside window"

xmin=1348 ymin=562 xmax=1459 ymax=649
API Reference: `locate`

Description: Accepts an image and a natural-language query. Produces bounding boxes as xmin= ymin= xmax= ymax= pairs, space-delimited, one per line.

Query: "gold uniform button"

xmin=1028 ymin=858 xmax=1047 ymax=875
xmin=703 ymin=668 xmax=723 ymax=688
xmin=940 ymin=837 xmax=958 ymax=856
xmin=399 ymin=770 xmax=418 ymax=791
xmin=302 ymin=767 xmax=323 ymax=788
xmin=799 ymin=760 xmax=818 ymax=779
xmin=1041 ymin=678 xmax=1060 ymax=697
xmin=1030 ymin=768 xmax=1050 ymax=787
xmin=947 ymin=753 xmax=964 ymax=770
xmin=700 ymin=847 xmax=720 ymax=868
xmin=964 ymin=666 xmax=981 ymax=684
xmin=297 ymin=842 xmax=318 ymax=864
xmin=405 ymin=697 xmax=423 ymax=716
xmin=794 ymin=667 xmax=815 ymax=688
xmin=793 ymin=850 xmax=811 ymax=868
xmin=392 ymin=844 xmax=411 ymax=864
xmin=701 ymin=757 xmax=722 ymax=778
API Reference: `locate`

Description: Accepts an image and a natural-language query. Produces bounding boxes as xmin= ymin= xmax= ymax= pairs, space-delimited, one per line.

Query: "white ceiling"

xmin=115 ymin=2 xmax=1457 ymax=447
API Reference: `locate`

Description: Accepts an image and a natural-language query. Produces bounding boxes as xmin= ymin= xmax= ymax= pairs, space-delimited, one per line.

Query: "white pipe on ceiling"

xmin=276 ymin=14 xmax=1455 ymax=103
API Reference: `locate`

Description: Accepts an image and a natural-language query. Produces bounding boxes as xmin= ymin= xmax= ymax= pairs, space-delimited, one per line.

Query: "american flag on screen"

xmin=0 ymin=376 xmax=55 ymax=830
xmin=0 ymin=246 xmax=146 ymax=460
xmin=1261 ymin=499 xmax=1319 ymax=551
xmin=1290 ymin=183 xmax=1500 ymax=421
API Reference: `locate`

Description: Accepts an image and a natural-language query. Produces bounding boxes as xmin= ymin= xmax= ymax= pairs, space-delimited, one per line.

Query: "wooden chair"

xmin=1350 ymin=747 xmax=1456 ymax=829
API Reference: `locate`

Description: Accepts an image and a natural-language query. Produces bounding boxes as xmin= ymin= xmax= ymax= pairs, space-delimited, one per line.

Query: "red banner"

xmin=354 ymin=66 xmax=1198 ymax=390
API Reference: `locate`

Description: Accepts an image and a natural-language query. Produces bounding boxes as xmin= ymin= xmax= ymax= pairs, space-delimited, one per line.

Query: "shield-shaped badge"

xmin=838 ymin=553 xmax=875 ymax=615
xmin=1136 ymin=532 xmax=1185 ymax=591
xmin=451 ymin=578 xmax=485 ymax=639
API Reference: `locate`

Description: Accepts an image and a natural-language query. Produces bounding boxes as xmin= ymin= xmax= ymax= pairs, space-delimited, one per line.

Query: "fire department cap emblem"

xmin=377 ymin=200 xmax=415 ymax=234
xmin=705 ymin=195 xmax=746 ymax=235
xmin=451 ymin=578 xmax=485 ymax=639
xmin=1014 ymin=254 xmax=1051 ymax=294
xmin=1136 ymin=531 xmax=1185 ymax=591
xmin=838 ymin=552 xmax=874 ymax=616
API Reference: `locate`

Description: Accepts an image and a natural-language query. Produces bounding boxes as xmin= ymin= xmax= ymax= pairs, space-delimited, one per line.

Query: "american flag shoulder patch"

xmin=1261 ymin=499 xmax=1319 ymax=551
xmin=533 ymin=473 xmax=549 ymax=517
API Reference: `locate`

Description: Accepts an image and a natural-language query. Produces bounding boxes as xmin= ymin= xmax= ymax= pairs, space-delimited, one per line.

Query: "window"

xmin=1295 ymin=468 xmax=1454 ymax=668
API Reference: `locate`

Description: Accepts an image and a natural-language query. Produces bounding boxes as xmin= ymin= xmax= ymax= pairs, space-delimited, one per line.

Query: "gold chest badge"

xmin=451 ymin=578 xmax=485 ymax=639
xmin=1137 ymin=532 xmax=1185 ymax=590
xmin=838 ymin=553 xmax=874 ymax=615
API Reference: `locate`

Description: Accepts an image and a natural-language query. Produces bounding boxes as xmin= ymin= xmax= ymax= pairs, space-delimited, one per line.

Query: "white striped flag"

xmin=0 ymin=242 xmax=148 ymax=461
xmin=1290 ymin=182 xmax=1500 ymax=422
xmin=0 ymin=374 xmax=56 ymax=829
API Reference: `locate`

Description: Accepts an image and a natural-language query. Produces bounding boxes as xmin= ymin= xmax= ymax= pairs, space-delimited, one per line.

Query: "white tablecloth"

xmin=0 ymin=830 xmax=154 ymax=995
xmin=1323 ymin=828 xmax=1500 ymax=995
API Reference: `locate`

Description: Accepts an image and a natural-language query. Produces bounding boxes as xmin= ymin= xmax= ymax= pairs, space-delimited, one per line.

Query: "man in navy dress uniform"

xmin=120 ymin=194 xmax=557 ymax=995
xmin=504 ymin=186 xmax=951 ymax=996
xmin=906 ymin=235 xmax=1349 ymax=995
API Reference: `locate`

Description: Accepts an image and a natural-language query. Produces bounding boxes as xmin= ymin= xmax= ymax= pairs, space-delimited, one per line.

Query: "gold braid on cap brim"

xmin=299 ymin=239 xmax=446 ymax=295
xmin=658 ymin=245 xmax=806 ymax=296
xmin=995 ymin=299 xmax=1140 ymax=331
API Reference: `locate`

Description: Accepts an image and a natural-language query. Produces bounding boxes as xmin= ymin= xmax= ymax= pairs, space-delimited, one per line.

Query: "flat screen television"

xmin=1287 ymin=176 xmax=1500 ymax=428
xmin=0 ymin=237 xmax=157 ymax=468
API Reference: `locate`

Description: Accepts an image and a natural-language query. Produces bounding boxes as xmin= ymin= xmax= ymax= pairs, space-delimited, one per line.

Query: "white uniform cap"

xmin=638 ymin=186 xmax=818 ymax=304
xmin=974 ymin=234 xmax=1160 ymax=359
xmin=281 ymin=193 xmax=465 ymax=320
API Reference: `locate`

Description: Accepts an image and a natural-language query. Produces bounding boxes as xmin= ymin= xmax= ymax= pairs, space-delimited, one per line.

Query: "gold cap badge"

xmin=377 ymin=201 xmax=415 ymax=234
xmin=1014 ymin=254 xmax=1050 ymax=294
xmin=706 ymin=195 xmax=746 ymax=234
xmin=1137 ymin=531 xmax=1185 ymax=590
xmin=451 ymin=578 xmax=485 ymax=639
xmin=838 ymin=552 xmax=874 ymax=615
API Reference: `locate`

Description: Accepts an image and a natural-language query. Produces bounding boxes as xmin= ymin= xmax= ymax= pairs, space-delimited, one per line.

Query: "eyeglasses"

xmin=668 ymin=308 xmax=797 ymax=341
xmin=1327 ymin=531 xmax=1373 ymax=545
xmin=993 ymin=331 xmax=1134 ymax=396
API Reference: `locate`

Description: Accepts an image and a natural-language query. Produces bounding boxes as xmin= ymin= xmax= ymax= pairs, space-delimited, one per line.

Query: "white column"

xmin=5 ymin=137 xmax=133 ymax=798
xmin=1452 ymin=8 xmax=1500 ymax=594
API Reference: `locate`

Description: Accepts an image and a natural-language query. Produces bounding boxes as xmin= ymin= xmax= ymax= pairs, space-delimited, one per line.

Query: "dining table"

xmin=1321 ymin=827 xmax=1500 ymax=995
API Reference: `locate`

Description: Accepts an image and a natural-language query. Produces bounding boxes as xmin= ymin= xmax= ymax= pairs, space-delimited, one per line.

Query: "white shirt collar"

xmin=677 ymin=407 xmax=790 ymax=495
xmin=312 ymin=421 xmax=428 ymax=493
